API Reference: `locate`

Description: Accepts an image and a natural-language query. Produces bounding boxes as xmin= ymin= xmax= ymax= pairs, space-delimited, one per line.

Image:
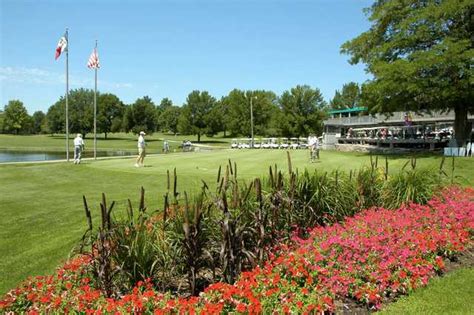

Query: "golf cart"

xmin=279 ymin=137 xmax=289 ymax=149
xmin=231 ymin=139 xmax=239 ymax=149
xmin=253 ymin=138 xmax=261 ymax=149
xmin=298 ymin=137 xmax=308 ymax=149
xmin=238 ymin=138 xmax=251 ymax=149
xmin=182 ymin=140 xmax=193 ymax=152
xmin=289 ymin=137 xmax=299 ymax=149
xmin=261 ymin=138 xmax=271 ymax=149
xmin=269 ymin=138 xmax=279 ymax=149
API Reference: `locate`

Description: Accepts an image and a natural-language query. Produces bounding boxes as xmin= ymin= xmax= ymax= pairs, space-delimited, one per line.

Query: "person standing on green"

xmin=73 ymin=133 xmax=85 ymax=164
xmin=135 ymin=131 xmax=146 ymax=167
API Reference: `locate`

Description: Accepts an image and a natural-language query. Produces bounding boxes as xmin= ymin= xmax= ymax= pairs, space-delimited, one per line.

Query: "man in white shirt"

xmin=73 ymin=134 xmax=85 ymax=164
xmin=314 ymin=136 xmax=320 ymax=160
xmin=308 ymin=134 xmax=320 ymax=162
xmin=135 ymin=131 xmax=146 ymax=167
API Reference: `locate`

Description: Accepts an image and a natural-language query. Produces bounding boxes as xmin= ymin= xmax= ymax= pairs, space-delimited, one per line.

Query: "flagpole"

xmin=94 ymin=40 xmax=97 ymax=160
xmin=65 ymin=28 xmax=70 ymax=162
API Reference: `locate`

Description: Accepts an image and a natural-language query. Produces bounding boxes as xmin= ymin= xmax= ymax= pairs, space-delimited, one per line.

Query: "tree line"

xmin=3 ymin=1 xmax=471 ymax=145
xmin=1 ymin=84 xmax=347 ymax=141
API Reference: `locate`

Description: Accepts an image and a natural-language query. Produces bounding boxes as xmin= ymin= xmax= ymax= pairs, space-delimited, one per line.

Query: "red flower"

xmin=236 ymin=303 xmax=246 ymax=312
xmin=435 ymin=256 xmax=445 ymax=270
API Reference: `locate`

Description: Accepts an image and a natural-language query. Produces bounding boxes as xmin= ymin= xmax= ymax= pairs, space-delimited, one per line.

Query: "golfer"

xmin=308 ymin=134 xmax=319 ymax=162
xmin=313 ymin=136 xmax=320 ymax=160
xmin=135 ymin=131 xmax=147 ymax=167
xmin=73 ymin=133 xmax=85 ymax=164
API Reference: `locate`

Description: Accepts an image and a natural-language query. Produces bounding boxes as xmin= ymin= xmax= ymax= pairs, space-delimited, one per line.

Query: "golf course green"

xmin=0 ymin=148 xmax=473 ymax=295
xmin=0 ymin=133 xmax=231 ymax=153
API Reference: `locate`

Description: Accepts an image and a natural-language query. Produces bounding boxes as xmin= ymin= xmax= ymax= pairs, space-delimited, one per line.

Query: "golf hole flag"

xmin=87 ymin=48 xmax=100 ymax=69
xmin=55 ymin=35 xmax=67 ymax=60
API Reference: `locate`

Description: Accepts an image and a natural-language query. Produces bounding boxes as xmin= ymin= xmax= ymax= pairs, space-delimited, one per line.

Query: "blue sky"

xmin=1 ymin=0 xmax=372 ymax=114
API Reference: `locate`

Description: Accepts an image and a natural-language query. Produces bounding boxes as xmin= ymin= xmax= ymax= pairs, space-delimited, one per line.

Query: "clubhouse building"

xmin=322 ymin=107 xmax=474 ymax=152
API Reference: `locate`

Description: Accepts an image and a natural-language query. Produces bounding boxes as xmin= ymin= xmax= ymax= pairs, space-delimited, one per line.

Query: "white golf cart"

xmin=298 ymin=137 xmax=308 ymax=149
xmin=279 ymin=137 xmax=289 ymax=149
xmin=289 ymin=137 xmax=299 ymax=149
xmin=261 ymin=138 xmax=271 ymax=149
xmin=253 ymin=138 xmax=261 ymax=149
xmin=238 ymin=138 xmax=251 ymax=149
xmin=231 ymin=139 xmax=239 ymax=149
xmin=269 ymin=138 xmax=279 ymax=149
xmin=182 ymin=140 xmax=193 ymax=152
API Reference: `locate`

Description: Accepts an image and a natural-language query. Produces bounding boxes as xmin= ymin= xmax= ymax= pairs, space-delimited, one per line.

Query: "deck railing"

xmin=324 ymin=110 xmax=472 ymax=126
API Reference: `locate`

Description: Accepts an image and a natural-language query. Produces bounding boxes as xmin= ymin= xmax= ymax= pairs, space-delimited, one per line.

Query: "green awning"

xmin=328 ymin=107 xmax=368 ymax=115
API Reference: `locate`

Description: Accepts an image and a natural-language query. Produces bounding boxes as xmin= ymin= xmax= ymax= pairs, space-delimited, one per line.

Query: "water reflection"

xmin=0 ymin=150 xmax=134 ymax=163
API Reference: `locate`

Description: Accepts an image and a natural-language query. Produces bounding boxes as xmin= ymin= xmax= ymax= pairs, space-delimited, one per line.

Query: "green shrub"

xmin=382 ymin=167 xmax=443 ymax=209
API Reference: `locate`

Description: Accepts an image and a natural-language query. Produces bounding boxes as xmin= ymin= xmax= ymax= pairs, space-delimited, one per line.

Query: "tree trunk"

xmin=197 ymin=132 xmax=201 ymax=143
xmin=454 ymin=105 xmax=472 ymax=147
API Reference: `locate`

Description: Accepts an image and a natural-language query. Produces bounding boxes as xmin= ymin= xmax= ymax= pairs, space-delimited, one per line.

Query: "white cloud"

xmin=101 ymin=82 xmax=133 ymax=89
xmin=0 ymin=66 xmax=55 ymax=84
xmin=0 ymin=66 xmax=133 ymax=89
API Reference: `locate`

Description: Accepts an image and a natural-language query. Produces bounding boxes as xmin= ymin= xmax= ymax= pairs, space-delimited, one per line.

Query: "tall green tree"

xmin=46 ymin=101 xmax=64 ymax=134
xmin=158 ymin=97 xmax=173 ymax=111
xmin=156 ymin=97 xmax=174 ymax=132
xmin=215 ymin=98 xmax=230 ymax=137
xmin=0 ymin=110 xmax=4 ymax=133
xmin=330 ymin=82 xmax=361 ymax=109
xmin=177 ymin=90 xmax=216 ymax=142
xmin=97 ymin=93 xmax=125 ymax=139
xmin=206 ymin=100 xmax=224 ymax=137
xmin=250 ymin=90 xmax=279 ymax=136
xmin=158 ymin=105 xmax=181 ymax=134
xmin=277 ymin=85 xmax=326 ymax=137
xmin=330 ymin=90 xmax=345 ymax=110
xmin=341 ymin=0 xmax=473 ymax=146
xmin=69 ymin=89 xmax=94 ymax=137
xmin=32 ymin=111 xmax=46 ymax=134
xmin=2 ymin=100 xmax=31 ymax=134
xmin=224 ymin=89 xmax=248 ymax=136
xmin=224 ymin=89 xmax=278 ymax=136
xmin=124 ymin=96 xmax=157 ymax=134
xmin=47 ymin=89 xmax=95 ymax=137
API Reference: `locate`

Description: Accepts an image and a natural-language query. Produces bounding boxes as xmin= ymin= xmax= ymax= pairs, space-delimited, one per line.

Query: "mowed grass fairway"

xmin=1 ymin=149 xmax=473 ymax=295
xmin=0 ymin=133 xmax=231 ymax=153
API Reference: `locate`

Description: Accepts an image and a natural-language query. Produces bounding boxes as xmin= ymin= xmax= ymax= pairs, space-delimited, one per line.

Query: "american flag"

xmin=87 ymin=48 xmax=100 ymax=69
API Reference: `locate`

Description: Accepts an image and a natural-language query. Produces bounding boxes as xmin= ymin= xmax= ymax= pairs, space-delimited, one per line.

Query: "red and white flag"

xmin=87 ymin=48 xmax=100 ymax=69
xmin=55 ymin=35 xmax=67 ymax=60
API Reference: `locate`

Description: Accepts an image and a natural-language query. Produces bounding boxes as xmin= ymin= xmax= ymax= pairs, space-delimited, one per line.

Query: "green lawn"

xmin=0 ymin=149 xmax=473 ymax=296
xmin=0 ymin=132 xmax=233 ymax=153
xmin=380 ymin=268 xmax=474 ymax=314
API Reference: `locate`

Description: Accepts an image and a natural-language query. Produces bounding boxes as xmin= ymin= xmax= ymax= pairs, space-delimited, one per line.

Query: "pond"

xmin=0 ymin=150 xmax=135 ymax=163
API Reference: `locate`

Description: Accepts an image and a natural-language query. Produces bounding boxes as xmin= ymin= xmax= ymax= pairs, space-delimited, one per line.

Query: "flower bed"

xmin=2 ymin=187 xmax=473 ymax=314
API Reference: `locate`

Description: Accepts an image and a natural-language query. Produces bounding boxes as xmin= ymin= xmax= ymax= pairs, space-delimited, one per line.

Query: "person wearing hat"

xmin=308 ymin=133 xmax=319 ymax=162
xmin=73 ymin=133 xmax=85 ymax=164
xmin=135 ymin=131 xmax=147 ymax=167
